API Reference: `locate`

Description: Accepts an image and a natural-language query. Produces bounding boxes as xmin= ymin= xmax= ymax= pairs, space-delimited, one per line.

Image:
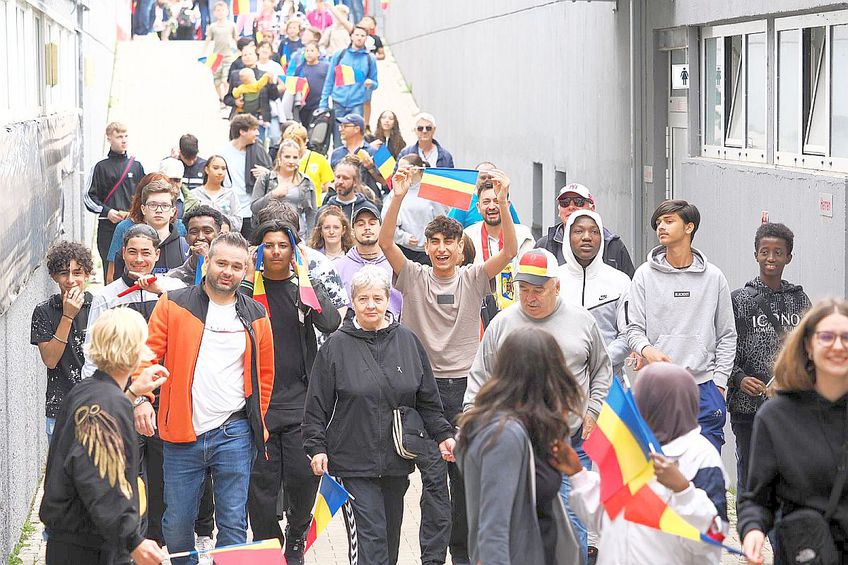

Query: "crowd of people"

xmin=30 ymin=5 xmax=848 ymax=565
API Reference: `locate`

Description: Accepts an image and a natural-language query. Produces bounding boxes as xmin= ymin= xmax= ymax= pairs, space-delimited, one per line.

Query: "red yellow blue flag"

xmin=253 ymin=243 xmax=270 ymax=315
xmin=198 ymin=53 xmax=224 ymax=73
xmin=167 ymin=539 xmax=284 ymax=563
xmin=194 ymin=255 xmax=205 ymax=286
xmin=286 ymin=229 xmax=322 ymax=313
xmin=305 ymin=474 xmax=351 ymax=551
xmin=233 ymin=0 xmax=257 ymax=16
xmin=334 ymin=64 xmax=365 ymax=87
xmin=583 ymin=380 xmax=743 ymax=555
xmin=372 ymin=144 xmax=396 ymax=179
xmin=284 ymin=75 xmax=310 ymax=101
xmin=418 ymin=168 xmax=479 ymax=211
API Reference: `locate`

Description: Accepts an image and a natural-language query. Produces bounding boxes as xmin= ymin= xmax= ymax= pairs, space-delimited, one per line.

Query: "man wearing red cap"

xmin=535 ymin=183 xmax=635 ymax=277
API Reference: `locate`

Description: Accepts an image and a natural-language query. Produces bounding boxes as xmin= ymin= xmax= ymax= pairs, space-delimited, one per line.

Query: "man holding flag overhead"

xmin=243 ymin=220 xmax=341 ymax=565
xmin=559 ymin=363 xmax=731 ymax=564
xmin=318 ymin=26 xmax=378 ymax=147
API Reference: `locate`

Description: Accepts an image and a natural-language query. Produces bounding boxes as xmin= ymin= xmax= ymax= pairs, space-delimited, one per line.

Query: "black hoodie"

xmin=728 ymin=277 xmax=811 ymax=417
xmin=302 ymin=318 xmax=454 ymax=477
xmin=737 ymin=390 xmax=848 ymax=546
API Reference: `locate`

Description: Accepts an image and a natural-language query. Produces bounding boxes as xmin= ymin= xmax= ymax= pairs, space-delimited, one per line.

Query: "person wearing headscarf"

xmin=553 ymin=363 xmax=729 ymax=564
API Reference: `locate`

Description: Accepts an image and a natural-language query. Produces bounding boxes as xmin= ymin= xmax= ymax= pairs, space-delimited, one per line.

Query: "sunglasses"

xmin=416 ymin=126 xmax=434 ymax=132
xmin=558 ymin=196 xmax=589 ymax=208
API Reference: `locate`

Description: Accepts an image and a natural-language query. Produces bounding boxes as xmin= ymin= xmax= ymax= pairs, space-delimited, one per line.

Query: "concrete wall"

xmin=383 ymin=0 xmax=848 ymax=301
xmin=0 ymin=1 xmax=116 ymax=560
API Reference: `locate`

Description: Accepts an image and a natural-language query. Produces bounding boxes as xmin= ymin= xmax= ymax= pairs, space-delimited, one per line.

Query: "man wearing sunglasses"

xmin=535 ymin=183 xmax=635 ymax=278
xmin=397 ymin=112 xmax=455 ymax=169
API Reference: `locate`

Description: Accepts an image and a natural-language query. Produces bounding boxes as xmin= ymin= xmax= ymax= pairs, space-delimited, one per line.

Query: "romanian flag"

xmin=279 ymin=44 xmax=290 ymax=70
xmin=198 ymin=53 xmax=224 ymax=73
xmin=334 ymin=64 xmax=365 ymax=87
xmin=305 ymin=474 xmax=351 ymax=551
xmin=194 ymin=255 xmax=205 ymax=285
xmin=373 ymin=144 xmax=396 ymax=179
xmin=583 ymin=380 xmax=743 ymax=555
xmin=285 ymin=75 xmax=310 ymax=101
xmin=232 ymin=0 xmax=257 ymax=16
xmin=418 ymin=168 xmax=479 ymax=210
xmin=207 ymin=539 xmax=284 ymax=564
xmin=286 ymin=229 xmax=322 ymax=312
xmin=253 ymin=243 xmax=270 ymax=315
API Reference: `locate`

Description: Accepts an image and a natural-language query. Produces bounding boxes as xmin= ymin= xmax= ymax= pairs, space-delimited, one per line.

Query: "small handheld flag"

xmin=334 ymin=64 xmax=365 ymax=87
xmin=198 ymin=53 xmax=224 ymax=73
xmin=167 ymin=539 xmax=285 ymax=564
xmin=418 ymin=168 xmax=479 ymax=211
xmin=372 ymin=145 xmax=396 ymax=179
xmin=118 ymin=277 xmax=157 ymax=298
xmin=194 ymin=255 xmax=205 ymax=285
xmin=286 ymin=229 xmax=322 ymax=312
xmin=305 ymin=474 xmax=351 ymax=551
xmin=284 ymin=75 xmax=310 ymax=101
xmin=232 ymin=0 xmax=257 ymax=16
xmin=253 ymin=243 xmax=270 ymax=314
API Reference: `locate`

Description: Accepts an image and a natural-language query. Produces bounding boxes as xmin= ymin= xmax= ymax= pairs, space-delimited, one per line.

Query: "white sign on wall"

xmin=671 ymin=64 xmax=690 ymax=90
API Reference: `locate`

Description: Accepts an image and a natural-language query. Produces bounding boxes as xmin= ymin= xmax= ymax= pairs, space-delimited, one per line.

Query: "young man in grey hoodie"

xmin=626 ymin=199 xmax=737 ymax=453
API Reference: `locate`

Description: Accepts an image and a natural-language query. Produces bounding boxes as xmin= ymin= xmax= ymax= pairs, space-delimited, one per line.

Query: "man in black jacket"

xmin=84 ymin=122 xmax=146 ymax=282
xmin=40 ymin=308 xmax=168 ymax=565
xmin=535 ymin=183 xmax=635 ymax=278
xmin=244 ymin=220 xmax=341 ymax=565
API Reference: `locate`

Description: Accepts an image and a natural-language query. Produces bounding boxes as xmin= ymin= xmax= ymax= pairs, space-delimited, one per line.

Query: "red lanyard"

xmin=480 ymin=224 xmax=503 ymax=261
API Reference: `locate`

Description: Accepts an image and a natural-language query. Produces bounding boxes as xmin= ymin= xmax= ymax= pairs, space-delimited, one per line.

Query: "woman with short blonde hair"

xmin=86 ymin=307 xmax=154 ymax=376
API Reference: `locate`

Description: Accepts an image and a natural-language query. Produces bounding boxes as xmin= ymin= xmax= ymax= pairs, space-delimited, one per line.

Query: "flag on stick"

xmin=168 ymin=539 xmax=285 ymax=564
xmin=284 ymin=75 xmax=310 ymax=101
xmin=334 ymin=64 xmax=365 ymax=86
xmin=583 ymin=380 xmax=743 ymax=555
xmin=194 ymin=255 xmax=205 ymax=285
xmin=253 ymin=243 xmax=270 ymax=315
xmin=305 ymin=474 xmax=351 ymax=551
xmin=418 ymin=168 xmax=479 ymax=210
xmin=198 ymin=53 xmax=224 ymax=73
xmin=233 ymin=0 xmax=257 ymax=16
xmin=372 ymin=144 xmax=396 ymax=179
xmin=286 ymin=229 xmax=322 ymax=312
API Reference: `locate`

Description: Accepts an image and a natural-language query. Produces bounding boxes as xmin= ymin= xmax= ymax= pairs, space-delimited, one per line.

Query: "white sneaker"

xmin=196 ymin=535 xmax=215 ymax=564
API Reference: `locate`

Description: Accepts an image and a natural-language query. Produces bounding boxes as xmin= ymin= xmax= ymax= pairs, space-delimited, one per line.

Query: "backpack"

xmin=177 ymin=7 xmax=194 ymax=29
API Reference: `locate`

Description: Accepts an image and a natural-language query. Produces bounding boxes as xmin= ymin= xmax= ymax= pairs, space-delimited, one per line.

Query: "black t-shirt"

xmin=30 ymin=293 xmax=93 ymax=417
xmin=264 ymin=277 xmax=308 ymax=411
xmin=366 ymin=34 xmax=383 ymax=55
xmin=535 ymin=453 xmax=562 ymax=565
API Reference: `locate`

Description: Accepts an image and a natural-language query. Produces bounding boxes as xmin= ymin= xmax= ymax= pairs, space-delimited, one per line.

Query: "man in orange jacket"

xmin=136 ymin=231 xmax=274 ymax=565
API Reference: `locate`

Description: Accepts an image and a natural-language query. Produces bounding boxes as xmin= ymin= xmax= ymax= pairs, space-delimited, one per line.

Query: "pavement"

xmin=14 ymin=36 xmax=772 ymax=565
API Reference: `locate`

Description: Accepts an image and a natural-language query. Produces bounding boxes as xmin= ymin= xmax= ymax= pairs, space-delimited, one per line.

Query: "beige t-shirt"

xmin=395 ymin=261 xmax=491 ymax=378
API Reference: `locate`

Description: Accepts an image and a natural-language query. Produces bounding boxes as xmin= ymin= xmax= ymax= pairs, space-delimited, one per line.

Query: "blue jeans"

xmin=698 ymin=381 xmax=727 ymax=453
xmin=198 ymin=1 xmax=210 ymax=39
xmin=331 ymin=103 xmax=364 ymax=148
xmin=341 ymin=0 xmax=365 ymax=23
xmin=133 ymin=0 xmax=156 ymax=36
xmin=559 ymin=425 xmax=591 ymax=561
xmin=162 ymin=418 xmax=255 ymax=565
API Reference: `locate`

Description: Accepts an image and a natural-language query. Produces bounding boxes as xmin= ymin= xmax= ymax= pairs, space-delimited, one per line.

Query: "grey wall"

xmin=0 ymin=1 xmax=115 ymax=560
xmin=384 ymin=0 xmax=848 ymax=300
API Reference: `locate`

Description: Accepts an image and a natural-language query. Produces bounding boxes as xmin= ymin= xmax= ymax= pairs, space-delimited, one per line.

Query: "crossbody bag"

xmin=357 ymin=341 xmax=429 ymax=460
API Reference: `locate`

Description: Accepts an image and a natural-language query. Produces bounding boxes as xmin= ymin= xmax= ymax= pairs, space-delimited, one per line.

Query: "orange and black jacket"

xmin=138 ymin=284 xmax=275 ymax=453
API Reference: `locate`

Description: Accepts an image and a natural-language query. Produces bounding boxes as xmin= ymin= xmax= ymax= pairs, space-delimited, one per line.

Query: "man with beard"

xmin=136 ymin=232 xmax=275 ymax=565
xmin=463 ymin=179 xmax=535 ymax=316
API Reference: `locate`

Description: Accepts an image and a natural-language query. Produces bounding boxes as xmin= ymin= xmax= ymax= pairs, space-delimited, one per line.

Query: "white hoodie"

xmin=557 ymin=210 xmax=631 ymax=373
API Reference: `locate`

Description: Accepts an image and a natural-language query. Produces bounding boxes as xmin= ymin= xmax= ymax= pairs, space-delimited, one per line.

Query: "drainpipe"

xmin=629 ymin=0 xmax=644 ymax=262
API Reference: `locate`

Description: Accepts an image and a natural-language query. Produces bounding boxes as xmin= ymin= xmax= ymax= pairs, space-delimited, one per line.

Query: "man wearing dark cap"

xmin=463 ymin=248 xmax=612 ymax=562
xmin=536 ymin=183 xmax=635 ymax=277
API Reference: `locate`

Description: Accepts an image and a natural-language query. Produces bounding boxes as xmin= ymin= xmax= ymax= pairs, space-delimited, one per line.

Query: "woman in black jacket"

xmin=303 ymin=265 xmax=455 ymax=565
xmin=739 ymin=298 xmax=848 ymax=564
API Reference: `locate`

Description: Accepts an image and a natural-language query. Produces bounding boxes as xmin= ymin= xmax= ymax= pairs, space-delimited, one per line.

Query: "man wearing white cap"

xmin=159 ymin=156 xmax=199 ymax=219
xmin=463 ymin=248 xmax=612 ymax=562
xmin=535 ymin=183 xmax=635 ymax=277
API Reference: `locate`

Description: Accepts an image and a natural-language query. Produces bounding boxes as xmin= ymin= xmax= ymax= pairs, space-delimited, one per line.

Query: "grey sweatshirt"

xmin=626 ymin=246 xmax=737 ymax=388
xmin=463 ymin=297 xmax=612 ymax=430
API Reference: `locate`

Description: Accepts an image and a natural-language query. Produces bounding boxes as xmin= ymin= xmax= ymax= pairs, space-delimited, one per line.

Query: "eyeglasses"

xmin=416 ymin=126 xmax=434 ymax=132
xmin=558 ymin=196 xmax=588 ymax=208
xmin=143 ymin=203 xmax=173 ymax=212
xmin=814 ymin=331 xmax=848 ymax=348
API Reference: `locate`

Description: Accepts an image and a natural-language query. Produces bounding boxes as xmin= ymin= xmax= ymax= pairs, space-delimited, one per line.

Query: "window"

xmin=701 ymin=23 xmax=767 ymax=162
xmin=776 ymin=12 xmax=848 ymax=172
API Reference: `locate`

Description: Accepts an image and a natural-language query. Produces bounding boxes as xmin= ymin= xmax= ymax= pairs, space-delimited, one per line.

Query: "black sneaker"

xmin=588 ymin=545 xmax=599 ymax=565
xmin=284 ymin=527 xmax=306 ymax=565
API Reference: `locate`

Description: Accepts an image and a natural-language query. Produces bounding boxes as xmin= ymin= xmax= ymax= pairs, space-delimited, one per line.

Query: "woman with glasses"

xmin=738 ymin=299 xmax=848 ymax=564
xmin=308 ymin=206 xmax=353 ymax=261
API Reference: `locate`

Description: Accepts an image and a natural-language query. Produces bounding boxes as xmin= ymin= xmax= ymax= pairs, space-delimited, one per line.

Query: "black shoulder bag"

xmin=356 ymin=341 xmax=429 ymax=460
xmin=775 ymin=404 xmax=848 ymax=565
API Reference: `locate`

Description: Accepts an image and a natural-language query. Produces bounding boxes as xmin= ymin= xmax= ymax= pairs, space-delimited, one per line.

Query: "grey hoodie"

xmin=626 ymin=246 xmax=737 ymax=388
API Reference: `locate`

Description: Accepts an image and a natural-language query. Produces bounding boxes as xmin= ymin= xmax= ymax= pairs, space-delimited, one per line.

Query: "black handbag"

xmin=775 ymin=403 xmax=848 ymax=565
xmin=357 ymin=343 xmax=429 ymax=460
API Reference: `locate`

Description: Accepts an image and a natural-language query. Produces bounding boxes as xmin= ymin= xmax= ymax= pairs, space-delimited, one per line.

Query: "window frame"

xmin=775 ymin=11 xmax=848 ymax=173
xmin=700 ymin=21 xmax=769 ymax=164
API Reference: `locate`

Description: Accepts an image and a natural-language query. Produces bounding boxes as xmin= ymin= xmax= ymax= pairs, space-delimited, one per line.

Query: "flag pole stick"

xmin=166 ymin=549 xmax=198 ymax=559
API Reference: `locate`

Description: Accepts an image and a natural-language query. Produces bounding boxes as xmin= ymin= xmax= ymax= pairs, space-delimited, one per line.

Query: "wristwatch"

xmin=133 ymin=396 xmax=150 ymax=408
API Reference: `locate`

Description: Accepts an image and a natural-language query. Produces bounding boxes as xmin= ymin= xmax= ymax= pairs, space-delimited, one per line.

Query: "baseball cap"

xmin=351 ymin=200 xmax=381 ymax=223
xmin=337 ymin=113 xmax=365 ymax=131
xmin=557 ymin=183 xmax=593 ymax=203
xmin=513 ymin=249 xmax=559 ymax=286
xmin=159 ymin=157 xmax=185 ymax=180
